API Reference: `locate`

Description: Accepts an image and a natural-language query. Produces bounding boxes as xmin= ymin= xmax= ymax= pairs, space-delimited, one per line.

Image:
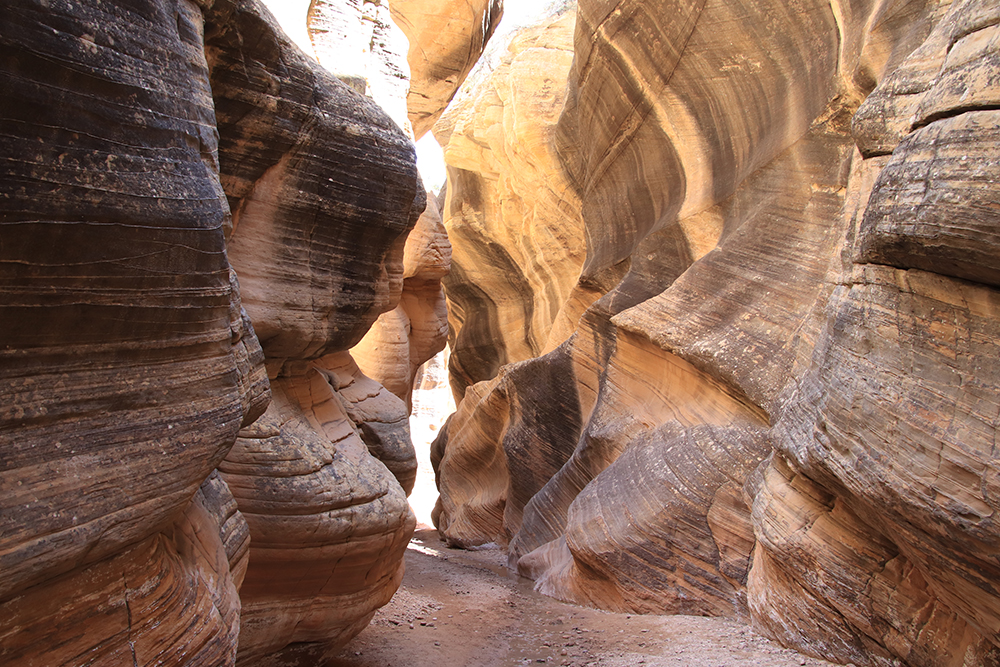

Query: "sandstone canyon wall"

xmin=351 ymin=192 xmax=453 ymax=412
xmin=1 ymin=0 xmax=427 ymax=664
xmin=432 ymin=0 xmax=1000 ymax=665
xmin=434 ymin=9 xmax=589 ymax=402
xmin=307 ymin=0 xmax=504 ymax=140
xmin=307 ymin=0 xmax=412 ymax=132
xmin=207 ymin=1 xmax=424 ymax=661
xmin=388 ymin=0 xmax=504 ymax=139
xmin=306 ymin=0 xmax=482 ymax=413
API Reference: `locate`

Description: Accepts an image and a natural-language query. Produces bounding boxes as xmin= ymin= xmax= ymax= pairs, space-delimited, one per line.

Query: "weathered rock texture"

xmin=389 ymin=0 xmax=503 ymax=138
xmin=2 ymin=0 xmax=424 ymax=664
xmin=434 ymin=10 xmax=589 ymax=401
xmin=208 ymin=0 xmax=422 ymax=661
xmin=1 ymin=1 xmax=264 ymax=663
xmin=307 ymin=0 xmax=503 ymax=140
xmin=433 ymin=0 xmax=1000 ymax=664
xmin=353 ymin=190 xmax=452 ymax=412
xmin=308 ymin=0 xmax=412 ymax=133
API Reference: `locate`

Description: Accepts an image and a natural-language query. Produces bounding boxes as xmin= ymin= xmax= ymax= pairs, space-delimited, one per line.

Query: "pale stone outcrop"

xmin=434 ymin=9 xmax=588 ymax=401
xmin=308 ymin=0 xmax=412 ymax=133
xmin=432 ymin=0 xmax=1000 ymax=664
xmin=308 ymin=0 xmax=466 ymax=417
xmin=307 ymin=0 xmax=503 ymax=140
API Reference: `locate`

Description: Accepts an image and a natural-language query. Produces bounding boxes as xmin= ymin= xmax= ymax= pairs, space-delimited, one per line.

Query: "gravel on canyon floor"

xmin=286 ymin=528 xmax=843 ymax=667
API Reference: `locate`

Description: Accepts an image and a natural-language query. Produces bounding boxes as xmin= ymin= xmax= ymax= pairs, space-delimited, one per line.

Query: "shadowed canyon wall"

xmin=351 ymin=191 xmax=453 ymax=411
xmin=0 ymin=0 xmax=439 ymax=663
xmin=1 ymin=1 xmax=265 ymax=663
xmin=433 ymin=0 xmax=1000 ymax=665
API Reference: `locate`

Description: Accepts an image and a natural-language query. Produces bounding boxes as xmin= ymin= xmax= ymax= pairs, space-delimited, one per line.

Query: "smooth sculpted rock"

xmin=433 ymin=0 xmax=1000 ymax=663
xmin=435 ymin=10 xmax=588 ymax=401
xmin=206 ymin=0 xmax=422 ymax=661
xmin=1 ymin=472 xmax=251 ymax=666
xmin=307 ymin=0 xmax=502 ymax=140
xmin=389 ymin=0 xmax=503 ymax=138
xmin=352 ymin=191 xmax=452 ymax=413
xmin=1 ymin=1 xmax=266 ymax=663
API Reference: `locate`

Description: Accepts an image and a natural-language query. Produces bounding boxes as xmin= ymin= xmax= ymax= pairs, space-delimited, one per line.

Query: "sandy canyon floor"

xmin=303 ymin=527 xmax=842 ymax=667
xmin=253 ymin=390 xmax=844 ymax=667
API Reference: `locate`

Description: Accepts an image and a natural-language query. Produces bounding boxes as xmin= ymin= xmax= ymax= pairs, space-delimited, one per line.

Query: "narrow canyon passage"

xmin=319 ymin=529 xmax=841 ymax=667
xmin=4 ymin=0 xmax=1000 ymax=665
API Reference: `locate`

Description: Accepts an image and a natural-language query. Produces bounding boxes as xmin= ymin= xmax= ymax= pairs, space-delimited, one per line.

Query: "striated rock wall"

xmin=352 ymin=190 xmax=452 ymax=412
xmin=208 ymin=0 xmax=422 ymax=661
xmin=435 ymin=9 xmax=589 ymax=401
xmin=2 ymin=0 xmax=425 ymax=664
xmin=0 ymin=1 xmax=264 ymax=663
xmin=307 ymin=0 xmax=492 ymax=415
xmin=432 ymin=0 xmax=1000 ymax=664
xmin=754 ymin=3 xmax=1000 ymax=663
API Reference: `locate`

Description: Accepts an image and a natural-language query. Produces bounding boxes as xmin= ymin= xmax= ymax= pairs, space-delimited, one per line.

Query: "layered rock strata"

xmin=432 ymin=0 xmax=1000 ymax=664
xmin=2 ymin=0 xmax=424 ymax=664
xmin=307 ymin=0 xmax=503 ymax=141
xmin=1 ymin=1 xmax=265 ymax=663
xmin=434 ymin=10 xmax=588 ymax=401
xmin=208 ymin=0 xmax=423 ymax=661
xmin=754 ymin=3 xmax=1000 ymax=663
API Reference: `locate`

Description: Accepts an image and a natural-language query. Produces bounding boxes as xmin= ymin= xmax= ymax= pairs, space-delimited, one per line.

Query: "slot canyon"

xmin=1 ymin=0 xmax=999 ymax=665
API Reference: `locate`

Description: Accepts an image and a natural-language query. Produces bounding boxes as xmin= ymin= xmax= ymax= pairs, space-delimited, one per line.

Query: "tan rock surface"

xmin=221 ymin=363 xmax=415 ymax=664
xmin=435 ymin=10 xmax=588 ymax=400
xmin=432 ymin=0 xmax=1000 ymax=664
xmin=0 ymin=472 xmax=249 ymax=666
xmin=390 ymin=0 xmax=503 ymax=138
xmin=308 ymin=0 xmax=412 ymax=133
xmin=753 ymin=3 xmax=1000 ymax=663
xmin=324 ymin=350 xmax=419 ymax=494
xmin=352 ymin=191 xmax=451 ymax=413
xmin=208 ymin=1 xmax=423 ymax=660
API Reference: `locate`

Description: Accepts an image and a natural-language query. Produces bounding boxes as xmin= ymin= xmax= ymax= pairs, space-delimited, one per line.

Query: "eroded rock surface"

xmin=307 ymin=0 xmax=502 ymax=140
xmin=2 ymin=0 xmax=424 ymax=664
xmin=755 ymin=3 xmax=1000 ymax=662
xmin=352 ymin=191 xmax=452 ymax=413
xmin=390 ymin=0 xmax=503 ymax=138
xmin=432 ymin=0 xmax=1000 ymax=664
xmin=1 ymin=1 xmax=263 ymax=663
xmin=434 ymin=10 xmax=588 ymax=400
xmin=209 ymin=0 xmax=422 ymax=660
